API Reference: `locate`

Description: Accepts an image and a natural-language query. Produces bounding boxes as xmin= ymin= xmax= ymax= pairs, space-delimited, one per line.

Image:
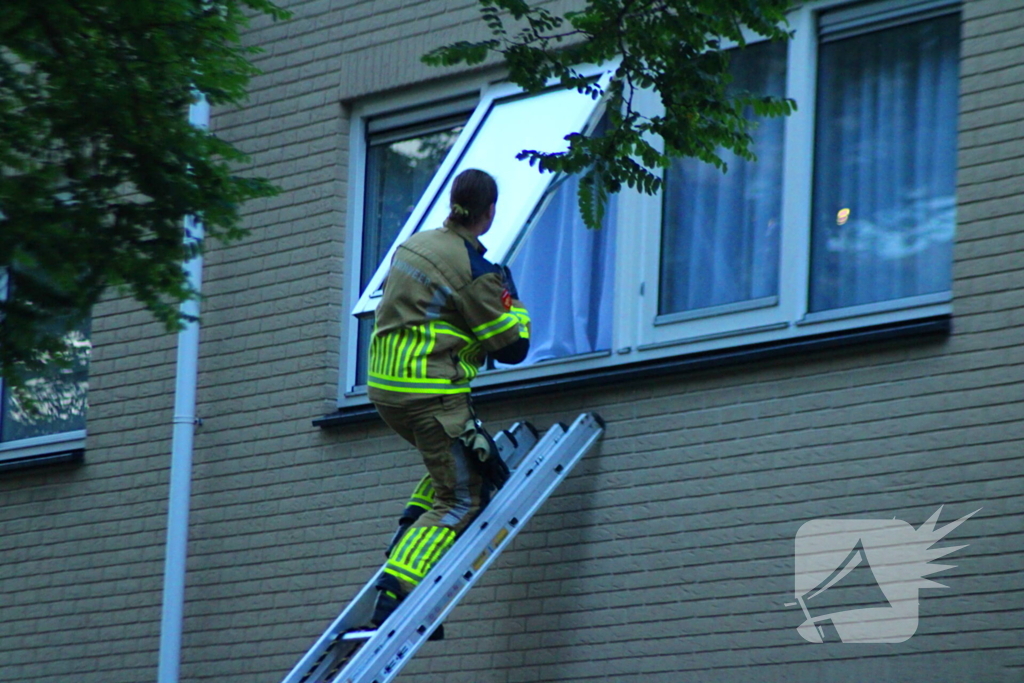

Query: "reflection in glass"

xmin=361 ymin=124 xmax=464 ymax=290
xmin=659 ymin=40 xmax=787 ymax=316
xmin=356 ymin=121 xmax=464 ymax=386
xmin=1 ymin=321 xmax=91 ymax=442
xmin=414 ymin=88 xmax=609 ymax=264
xmin=809 ymin=15 xmax=959 ymax=312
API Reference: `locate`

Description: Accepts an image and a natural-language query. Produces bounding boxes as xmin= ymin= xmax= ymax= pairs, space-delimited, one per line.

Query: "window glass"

xmin=503 ymin=173 xmax=617 ymax=366
xmin=659 ymin=39 xmax=788 ymax=316
xmin=1 ymin=319 xmax=91 ymax=443
xmin=427 ymin=89 xmax=604 ymax=263
xmin=809 ymin=14 xmax=959 ymax=312
xmin=361 ymin=122 xmax=466 ymax=290
xmin=355 ymin=121 xmax=466 ymax=385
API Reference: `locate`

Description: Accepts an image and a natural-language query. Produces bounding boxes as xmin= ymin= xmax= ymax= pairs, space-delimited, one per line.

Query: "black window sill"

xmin=0 ymin=449 xmax=84 ymax=474
xmin=314 ymin=315 xmax=951 ymax=429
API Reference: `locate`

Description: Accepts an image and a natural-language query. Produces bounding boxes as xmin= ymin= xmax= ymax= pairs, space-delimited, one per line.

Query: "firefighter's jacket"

xmin=367 ymin=221 xmax=530 ymax=405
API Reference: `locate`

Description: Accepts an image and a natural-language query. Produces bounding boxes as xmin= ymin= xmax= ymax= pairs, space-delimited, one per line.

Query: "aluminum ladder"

xmin=280 ymin=412 xmax=605 ymax=683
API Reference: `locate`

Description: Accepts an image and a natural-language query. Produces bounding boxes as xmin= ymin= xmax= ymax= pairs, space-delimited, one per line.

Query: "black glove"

xmin=480 ymin=447 xmax=510 ymax=490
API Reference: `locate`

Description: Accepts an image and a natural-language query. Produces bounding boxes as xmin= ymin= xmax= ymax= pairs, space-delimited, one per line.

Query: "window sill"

xmin=315 ymin=314 xmax=951 ymax=429
xmin=0 ymin=431 xmax=86 ymax=473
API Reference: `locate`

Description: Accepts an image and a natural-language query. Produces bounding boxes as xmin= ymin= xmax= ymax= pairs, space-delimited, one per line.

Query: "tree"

xmin=0 ymin=0 xmax=289 ymax=387
xmin=423 ymin=0 xmax=796 ymax=228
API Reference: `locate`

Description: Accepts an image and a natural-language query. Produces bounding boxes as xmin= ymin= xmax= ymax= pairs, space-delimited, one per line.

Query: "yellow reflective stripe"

xmin=413 ymin=475 xmax=433 ymax=498
xmin=421 ymin=324 xmax=435 ymax=378
xmin=457 ymin=342 xmax=480 ymax=382
xmin=407 ymin=527 xmax=444 ymax=574
xmin=409 ymin=476 xmax=434 ymax=509
xmin=382 ymin=331 xmax=396 ymax=376
xmin=472 ymin=313 xmax=519 ymax=342
xmin=422 ymin=529 xmax=455 ymax=572
xmin=401 ymin=327 xmax=424 ymax=379
xmin=411 ymin=327 xmax=428 ymax=379
xmin=510 ymin=307 xmax=530 ymax=339
xmin=395 ymin=330 xmax=411 ymax=376
xmin=369 ymin=334 xmax=379 ymax=374
xmin=368 ymin=374 xmax=471 ymax=394
xmin=391 ymin=527 xmax=421 ymax=563
xmin=403 ymin=528 xmax=454 ymax=577
xmin=394 ymin=329 xmax=410 ymax=378
xmin=433 ymin=322 xmax=473 ymax=342
xmin=376 ymin=331 xmax=388 ymax=375
xmin=384 ymin=527 xmax=455 ymax=584
xmin=370 ymin=319 xmax=488 ymax=392
xmin=367 ymin=372 xmax=463 ymax=385
xmin=402 ymin=527 xmax=437 ymax=569
xmin=383 ymin=563 xmax=422 ymax=586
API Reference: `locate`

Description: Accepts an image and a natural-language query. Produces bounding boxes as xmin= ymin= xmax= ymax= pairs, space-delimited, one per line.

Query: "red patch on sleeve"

xmin=501 ymin=288 xmax=512 ymax=311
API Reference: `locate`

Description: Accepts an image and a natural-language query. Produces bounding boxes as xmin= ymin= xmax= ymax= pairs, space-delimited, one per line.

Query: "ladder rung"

xmin=341 ymin=630 xmax=376 ymax=641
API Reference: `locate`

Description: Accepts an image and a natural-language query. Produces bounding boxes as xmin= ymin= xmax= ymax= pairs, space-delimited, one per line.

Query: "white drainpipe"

xmin=157 ymin=94 xmax=208 ymax=683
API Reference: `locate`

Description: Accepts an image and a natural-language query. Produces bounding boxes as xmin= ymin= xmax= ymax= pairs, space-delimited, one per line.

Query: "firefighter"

xmin=367 ymin=168 xmax=531 ymax=627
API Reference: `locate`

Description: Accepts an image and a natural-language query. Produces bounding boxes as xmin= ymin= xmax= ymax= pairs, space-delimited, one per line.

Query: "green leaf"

xmin=0 ymin=0 xmax=288 ymax=384
xmin=422 ymin=0 xmax=796 ymax=231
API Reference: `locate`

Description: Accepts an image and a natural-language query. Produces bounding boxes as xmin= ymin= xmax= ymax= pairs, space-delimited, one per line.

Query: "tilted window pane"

xmin=659 ymin=39 xmax=787 ymax=316
xmin=1 ymin=320 xmax=91 ymax=443
xmin=361 ymin=123 xmax=465 ymax=290
xmin=419 ymin=88 xmax=607 ymax=264
xmin=352 ymin=84 xmax=607 ymax=319
xmin=503 ymin=173 xmax=617 ymax=366
xmin=809 ymin=14 xmax=959 ymax=312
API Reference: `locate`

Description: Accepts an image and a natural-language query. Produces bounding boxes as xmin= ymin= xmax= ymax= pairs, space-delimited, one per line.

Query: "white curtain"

xmin=505 ymin=174 xmax=616 ymax=365
xmin=809 ymin=14 xmax=959 ymax=312
xmin=659 ymin=40 xmax=788 ymax=316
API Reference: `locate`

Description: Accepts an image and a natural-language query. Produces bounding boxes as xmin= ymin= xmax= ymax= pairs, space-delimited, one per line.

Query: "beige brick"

xmin=5 ymin=2 xmax=1024 ymax=682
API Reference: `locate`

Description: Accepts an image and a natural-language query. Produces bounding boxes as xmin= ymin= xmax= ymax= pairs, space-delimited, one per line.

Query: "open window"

xmin=346 ymin=71 xmax=613 ymax=392
xmin=333 ymin=0 xmax=960 ymax=417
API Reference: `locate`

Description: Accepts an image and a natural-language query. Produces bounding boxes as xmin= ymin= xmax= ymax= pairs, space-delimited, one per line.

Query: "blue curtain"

xmin=809 ymin=14 xmax=959 ymax=312
xmin=504 ymin=174 xmax=616 ymax=365
xmin=659 ymin=40 xmax=788 ymax=316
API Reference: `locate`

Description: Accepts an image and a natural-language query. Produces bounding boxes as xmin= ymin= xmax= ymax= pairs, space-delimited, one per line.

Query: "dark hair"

xmin=447 ymin=169 xmax=497 ymax=227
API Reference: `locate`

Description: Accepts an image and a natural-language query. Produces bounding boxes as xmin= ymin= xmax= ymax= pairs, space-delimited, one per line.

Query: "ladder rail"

xmin=409 ymin=413 xmax=603 ymax=645
xmin=279 ymin=422 xmax=539 ymax=683
xmin=333 ymin=413 xmax=604 ymax=683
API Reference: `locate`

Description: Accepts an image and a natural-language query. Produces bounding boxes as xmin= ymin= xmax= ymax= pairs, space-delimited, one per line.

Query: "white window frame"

xmin=0 ymin=269 xmax=87 ymax=466
xmin=336 ymin=0 xmax=959 ymax=409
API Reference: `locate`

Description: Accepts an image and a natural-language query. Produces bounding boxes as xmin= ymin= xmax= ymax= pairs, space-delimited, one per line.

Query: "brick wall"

xmin=1 ymin=1 xmax=1021 ymax=682
xmin=0 ymin=295 xmax=176 ymax=682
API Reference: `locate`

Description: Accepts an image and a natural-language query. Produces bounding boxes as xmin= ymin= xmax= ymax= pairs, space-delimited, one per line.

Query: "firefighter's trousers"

xmin=374 ymin=393 xmax=485 ymax=597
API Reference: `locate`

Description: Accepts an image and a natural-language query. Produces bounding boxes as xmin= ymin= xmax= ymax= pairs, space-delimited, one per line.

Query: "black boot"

xmin=371 ymin=588 xmax=402 ymax=627
xmin=372 ymin=574 xmax=405 ymax=627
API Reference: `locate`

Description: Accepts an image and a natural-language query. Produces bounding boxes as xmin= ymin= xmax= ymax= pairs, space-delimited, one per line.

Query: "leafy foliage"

xmin=423 ymin=0 xmax=796 ymax=228
xmin=0 ymin=0 xmax=289 ymax=386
